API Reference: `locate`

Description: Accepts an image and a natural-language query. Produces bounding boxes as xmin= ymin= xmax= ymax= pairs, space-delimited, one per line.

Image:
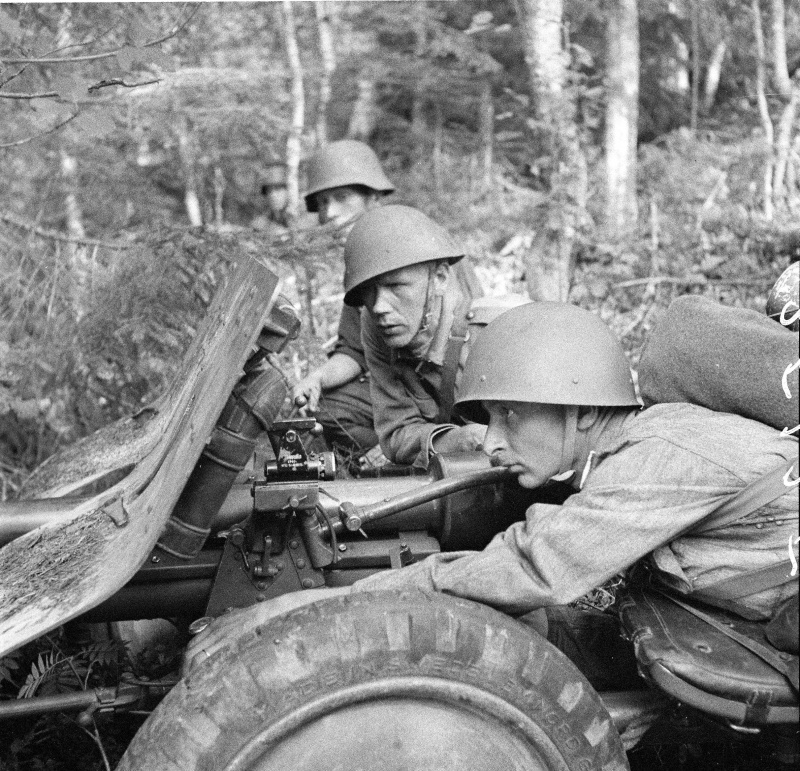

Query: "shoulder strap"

xmin=435 ymin=298 xmax=472 ymax=424
xmin=687 ymin=454 xmax=799 ymax=608
xmin=694 ymin=455 xmax=798 ymax=534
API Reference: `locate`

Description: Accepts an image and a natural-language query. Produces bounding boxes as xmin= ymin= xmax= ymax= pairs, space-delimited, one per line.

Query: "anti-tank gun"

xmin=0 ymin=257 xmax=796 ymax=771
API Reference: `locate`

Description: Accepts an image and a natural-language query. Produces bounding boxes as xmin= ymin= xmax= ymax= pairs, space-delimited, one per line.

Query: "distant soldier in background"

xmin=259 ymin=162 xmax=290 ymax=228
xmin=291 ymin=140 xmax=395 ymax=469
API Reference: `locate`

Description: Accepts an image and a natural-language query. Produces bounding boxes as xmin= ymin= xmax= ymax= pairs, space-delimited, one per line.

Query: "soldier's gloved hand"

xmin=430 ymin=423 xmax=486 ymax=456
xmin=292 ymin=371 xmax=324 ymax=414
xmin=183 ymin=587 xmax=351 ymax=676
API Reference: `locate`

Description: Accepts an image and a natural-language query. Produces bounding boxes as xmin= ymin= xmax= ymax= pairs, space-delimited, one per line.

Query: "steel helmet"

xmin=766 ymin=261 xmax=799 ymax=332
xmin=343 ymin=205 xmax=464 ymax=306
xmin=454 ymin=302 xmax=639 ymax=423
xmin=304 ymin=140 xmax=395 ymax=212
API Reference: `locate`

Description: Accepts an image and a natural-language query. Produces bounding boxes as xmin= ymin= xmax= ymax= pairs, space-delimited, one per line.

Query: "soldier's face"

xmin=363 ymin=263 xmax=438 ymax=349
xmin=315 ymin=186 xmax=373 ymax=228
xmin=481 ymin=401 xmax=566 ymax=488
xmin=264 ymin=186 xmax=288 ymax=215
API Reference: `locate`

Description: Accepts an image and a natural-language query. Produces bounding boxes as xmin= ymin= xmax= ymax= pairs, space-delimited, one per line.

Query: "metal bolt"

xmin=288 ymin=496 xmax=301 ymax=509
xmin=255 ymin=593 xmax=267 ymax=602
xmin=275 ymin=561 xmax=285 ymax=571
xmin=301 ymin=578 xmax=314 ymax=589
xmin=296 ymin=558 xmax=307 ymax=569
xmin=285 ymin=430 xmax=297 ymax=443
xmin=289 ymin=540 xmax=299 ymax=549
xmin=151 ymin=555 xmax=160 ymax=563
xmin=255 ymin=580 xmax=268 ymax=590
xmin=338 ymin=544 xmax=347 ymax=552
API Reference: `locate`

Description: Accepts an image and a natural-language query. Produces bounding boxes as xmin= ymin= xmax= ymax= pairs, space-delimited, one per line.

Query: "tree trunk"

xmin=56 ymin=5 xmax=91 ymax=320
xmin=703 ymin=40 xmax=727 ymax=112
xmin=752 ymin=0 xmax=775 ymax=219
xmin=314 ymin=1 xmax=336 ymax=146
xmin=770 ymin=0 xmax=792 ymax=97
xmin=347 ymin=78 xmax=377 ymax=141
xmin=514 ymin=0 xmax=566 ymax=118
xmin=773 ymin=80 xmax=799 ymax=210
xmin=213 ymin=165 xmax=225 ymax=227
xmin=282 ymin=0 xmax=305 ymax=223
xmin=411 ymin=2 xmax=428 ymax=164
xmin=513 ymin=0 xmax=585 ymax=301
xmin=176 ymin=117 xmax=203 ymax=227
xmin=690 ymin=0 xmax=700 ymax=132
xmin=788 ymin=132 xmax=800 ymax=213
xmin=478 ymin=78 xmax=494 ymax=189
xmin=433 ymin=102 xmax=444 ymax=196
xmin=604 ymin=0 xmax=640 ymax=236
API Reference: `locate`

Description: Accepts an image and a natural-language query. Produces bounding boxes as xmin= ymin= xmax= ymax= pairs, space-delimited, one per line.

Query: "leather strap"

xmin=686 ymin=454 xmax=799 ymax=606
xmin=693 ymin=560 xmax=795 ymax=603
xmin=653 ymin=588 xmax=799 ymax=693
xmin=694 ymin=456 xmax=798 ymax=535
xmin=435 ymin=298 xmax=472 ymax=424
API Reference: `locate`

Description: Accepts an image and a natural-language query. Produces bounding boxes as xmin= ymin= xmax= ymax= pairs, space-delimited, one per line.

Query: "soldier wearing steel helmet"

xmin=347 ymin=301 xmax=797 ymax=687
xmin=343 ymin=204 xmax=527 ymax=468
xmin=291 ymin=140 xmax=396 ymax=466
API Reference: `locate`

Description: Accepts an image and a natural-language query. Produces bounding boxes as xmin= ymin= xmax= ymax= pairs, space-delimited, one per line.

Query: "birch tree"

xmin=751 ymin=0 xmax=798 ymax=218
xmin=513 ymin=0 xmax=585 ymax=302
xmin=604 ymin=0 xmax=640 ymax=235
xmin=55 ymin=6 xmax=91 ymax=320
xmin=281 ymin=0 xmax=305 ymax=223
xmin=314 ymin=1 xmax=336 ymax=146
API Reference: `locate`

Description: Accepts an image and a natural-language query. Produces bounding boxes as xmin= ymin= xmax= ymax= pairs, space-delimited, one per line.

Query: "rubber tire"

xmin=119 ymin=590 xmax=629 ymax=771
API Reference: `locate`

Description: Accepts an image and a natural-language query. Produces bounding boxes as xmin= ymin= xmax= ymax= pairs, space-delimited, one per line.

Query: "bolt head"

xmin=301 ymin=578 xmax=314 ymax=589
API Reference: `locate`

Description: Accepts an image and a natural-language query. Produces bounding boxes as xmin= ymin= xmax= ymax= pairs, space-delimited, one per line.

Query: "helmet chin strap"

xmin=406 ymin=263 xmax=443 ymax=359
xmin=550 ymin=405 xmax=579 ymax=482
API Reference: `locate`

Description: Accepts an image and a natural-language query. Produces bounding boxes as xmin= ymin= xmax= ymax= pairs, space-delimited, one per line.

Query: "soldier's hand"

xmin=359 ymin=444 xmax=389 ymax=469
xmin=431 ymin=423 xmax=486 ymax=455
xmin=183 ymin=587 xmax=351 ymax=675
xmin=291 ymin=372 xmax=323 ymax=414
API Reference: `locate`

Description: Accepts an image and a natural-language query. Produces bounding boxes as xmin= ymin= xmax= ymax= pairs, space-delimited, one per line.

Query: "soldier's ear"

xmin=576 ymin=405 xmax=600 ymax=430
xmin=431 ymin=260 xmax=450 ymax=296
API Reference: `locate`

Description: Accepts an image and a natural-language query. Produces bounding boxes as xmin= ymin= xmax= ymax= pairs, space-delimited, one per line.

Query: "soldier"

xmin=260 ymin=163 xmax=290 ymax=228
xmin=193 ymin=299 xmax=797 ymax=701
xmin=342 ymin=204 xmax=526 ymax=468
xmin=291 ymin=140 xmax=395 ymax=466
